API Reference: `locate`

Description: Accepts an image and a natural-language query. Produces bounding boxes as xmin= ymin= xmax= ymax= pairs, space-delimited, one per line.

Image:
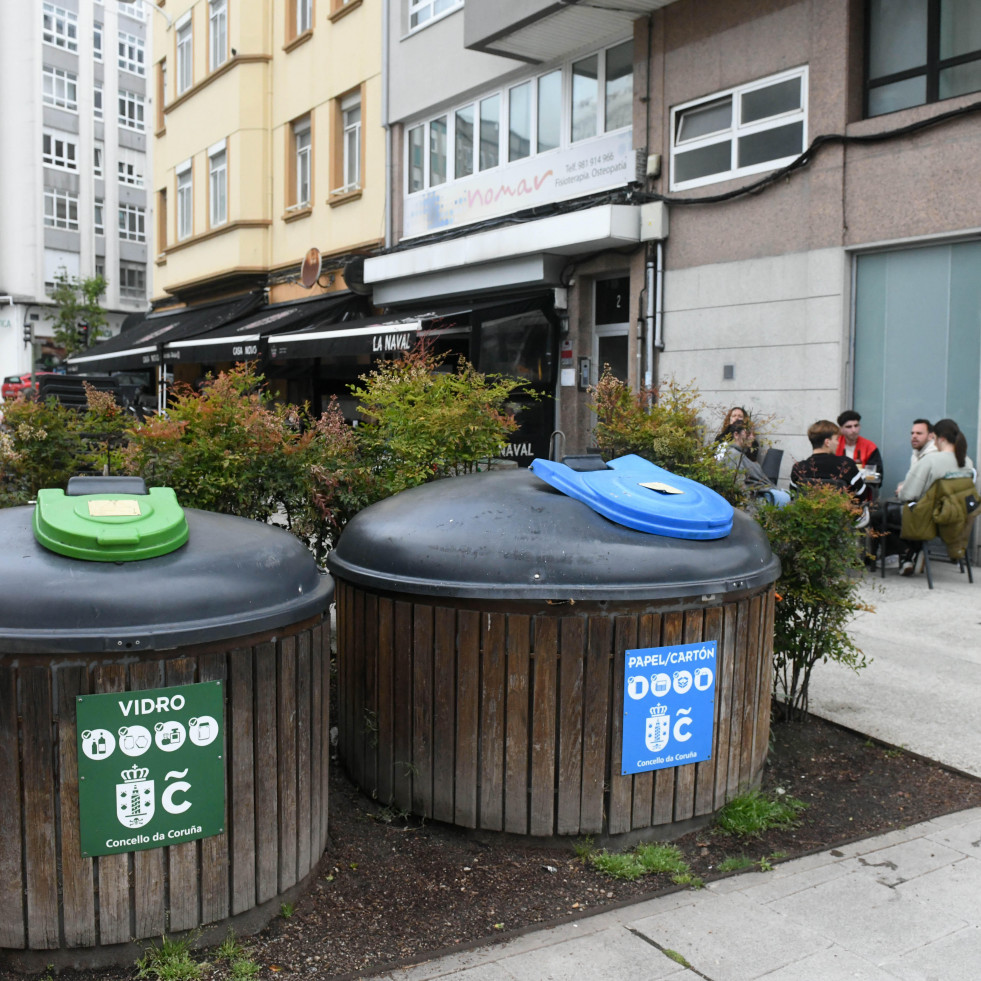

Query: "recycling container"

xmin=0 ymin=478 xmax=333 ymax=971
xmin=329 ymin=466 xmax=780 ymax=840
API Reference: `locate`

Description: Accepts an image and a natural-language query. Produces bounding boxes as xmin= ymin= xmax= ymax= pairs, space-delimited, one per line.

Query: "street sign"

xmin=76 ymin=681 xmax=225 ymax=857
xmin=621 ymin=641 xmax=717 ymax=775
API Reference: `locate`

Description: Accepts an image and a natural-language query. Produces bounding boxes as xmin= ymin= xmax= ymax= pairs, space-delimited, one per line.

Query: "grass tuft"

xmin=715 ymin=789 xmax=807 ymax=837
xmin=135 ymin=935 xmax=203 ymax=981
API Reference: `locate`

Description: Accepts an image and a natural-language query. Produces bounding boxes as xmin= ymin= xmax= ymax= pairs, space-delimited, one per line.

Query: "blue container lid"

xmin=530 ymin=454 xmax=733 ymax=540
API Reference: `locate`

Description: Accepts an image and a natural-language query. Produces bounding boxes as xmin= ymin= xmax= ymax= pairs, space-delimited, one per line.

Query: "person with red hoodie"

xmin=836 ymin=410 xmax=883 ymax=482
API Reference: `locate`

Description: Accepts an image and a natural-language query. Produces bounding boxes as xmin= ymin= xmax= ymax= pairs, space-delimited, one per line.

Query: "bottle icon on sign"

xmin=80 ymin=728 xmax=116 ymax=760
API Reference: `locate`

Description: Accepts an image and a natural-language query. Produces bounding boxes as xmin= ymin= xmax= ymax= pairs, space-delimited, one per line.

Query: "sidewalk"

xmin=376 ymin=565 xmax=981 ymax=981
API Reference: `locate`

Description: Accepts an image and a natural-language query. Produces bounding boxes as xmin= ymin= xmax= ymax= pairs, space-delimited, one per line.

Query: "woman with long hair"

xmin=715 ymin=406 xmax=760 ymax=461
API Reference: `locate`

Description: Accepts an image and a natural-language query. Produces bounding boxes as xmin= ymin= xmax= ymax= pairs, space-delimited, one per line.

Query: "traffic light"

xmin=23 ymin=321 xmax=32 ymax=344
xmin=78 ymin=321 xmax=89 ymax=347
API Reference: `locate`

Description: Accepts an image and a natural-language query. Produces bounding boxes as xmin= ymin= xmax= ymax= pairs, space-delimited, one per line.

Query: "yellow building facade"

xmin=152 ymin=0 xmax=384 ymax=306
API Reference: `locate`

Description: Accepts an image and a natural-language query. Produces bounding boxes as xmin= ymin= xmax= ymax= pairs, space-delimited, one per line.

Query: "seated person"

xmin=791 ymin=419 xmax=870 ymax=505
xmin=717 ymin=421 xmax=790 ymax=505
xmin=836 ymin=410 xmax=883 ymax=482
xmin=715 ymin=406 xmax=760 ymax=461
xmin=896 ymin=418 xmax=936 ymax=498
xmin=896 ymin=418 xmax=977 ymax=575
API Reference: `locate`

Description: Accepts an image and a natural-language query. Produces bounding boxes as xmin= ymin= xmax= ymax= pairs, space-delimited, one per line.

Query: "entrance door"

xmin=854 ymin=241 xmax=981 ymax=490
xmin=592 ymin=276 xmax=630 ymax=384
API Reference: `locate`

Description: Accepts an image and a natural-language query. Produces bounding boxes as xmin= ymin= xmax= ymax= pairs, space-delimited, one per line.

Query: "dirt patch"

xmin=31 ymin=713 xmax=981 ymax=981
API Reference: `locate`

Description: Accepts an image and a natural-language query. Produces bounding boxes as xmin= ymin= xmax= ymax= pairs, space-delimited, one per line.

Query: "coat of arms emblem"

xmin=645 ymin=704 xmax=670 ymax=753
xmin=117 ymin=765 xmax=154 ymax=828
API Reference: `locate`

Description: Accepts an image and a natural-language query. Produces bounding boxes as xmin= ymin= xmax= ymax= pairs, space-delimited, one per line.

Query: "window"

xmin=405 ymin=42 xmax=628 ymax=194
xmin=119 ymin=89 xmax=146 ymax=130
xmin=670 ymin=67 xmax=807 ymax=190
xmin=331 ymin=92 xmax=361 ymax=194
xmin=866 ymin=0 xmax=981 ymax=116
xmin=42 ymin=4 xmax=78 ymax=52
xmin=177 ymin=162 xmax=193 ymax=239
xmin=290 ymin=115 xmax=312 ymax=208
xmin=94 ymin=199 xmax=105 ymax=236
xmin=94 ymin=84 xmax=104 ymax=120
xmin=118 ymin=0 xmax=146 ymax=22
xmin=94 ymin=22 xmax=103 ymax=61
xmin=44 ymin=188 xmax=79 ymax=231
xmin=408 ymin=0 xmax=462 ymax=32
xmin=119 ymin=261 xmax=146 ymax=298
xmin=176 ymin=16 xmax=193 ymax=95
xmin=43 ymin=132 xmax=78 ymax=171
xmin=94 ymin=142 xmax=104 ymax=178
xmin=209 ymin=0 xmax=227 ymax=70
xmin=118 ymin=148 xmax=145 ymax=186
xmin=119 ymin=203 xmax=147 ymax=242
xmin=209 ymin=144 xmax=227 ymax=226
xmin=118 ymin=32 xmax=145 ymax=75
xmin=297 ymin=0 xmax=313 ymax=35
xmin=43 ymin=66 xmax=78 ymax=111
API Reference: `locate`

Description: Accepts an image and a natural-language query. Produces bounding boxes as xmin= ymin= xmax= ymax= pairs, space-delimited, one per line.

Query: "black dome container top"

xmin=0 ymin=505 xmax=333 ymax=654
xmin=328 ymin=468 xmax=780 ymax=601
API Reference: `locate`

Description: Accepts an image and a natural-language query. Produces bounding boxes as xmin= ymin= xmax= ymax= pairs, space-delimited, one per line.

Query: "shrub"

xmin=350 ymin=347 xmax=532 ymax=499
xmin=589 ymin=370 xmax=747 ymax=506
xmin=757 ymin=485 xmax=872 ymax=721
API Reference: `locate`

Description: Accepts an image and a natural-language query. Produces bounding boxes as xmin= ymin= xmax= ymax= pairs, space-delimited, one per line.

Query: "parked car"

xmin=1 ymin=371 xmax=54 ymax=401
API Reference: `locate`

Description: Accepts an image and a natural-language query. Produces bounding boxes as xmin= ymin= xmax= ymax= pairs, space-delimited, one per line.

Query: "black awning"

xmin=267 ymin=314 xmax=430 ymax=360
xmin=66 ymin=292 xmax=265 ymax=372
xmin=164 ymin=292 xmax=371 ymax=364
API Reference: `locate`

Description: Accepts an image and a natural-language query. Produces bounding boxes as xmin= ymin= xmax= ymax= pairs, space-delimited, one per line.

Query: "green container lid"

xmin=34 ymin=484 xmax=189 ymax=562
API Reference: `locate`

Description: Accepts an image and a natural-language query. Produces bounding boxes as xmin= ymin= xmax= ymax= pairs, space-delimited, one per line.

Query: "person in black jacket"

xmin=790 ymin=419 xmax=870 ymax=504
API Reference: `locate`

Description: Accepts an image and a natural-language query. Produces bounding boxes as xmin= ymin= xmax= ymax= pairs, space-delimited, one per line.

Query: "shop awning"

xmin=66 ymin=292 xmax=265 ymax=372
xmin=164 ymin=292 xmax=370 ymax=364
xmin=267 ymin=314 xmax=433 ymax=360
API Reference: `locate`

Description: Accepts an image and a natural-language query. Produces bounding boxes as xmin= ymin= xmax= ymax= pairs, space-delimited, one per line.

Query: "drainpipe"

xmin=382 ymin=1 xmax=392 ymax=249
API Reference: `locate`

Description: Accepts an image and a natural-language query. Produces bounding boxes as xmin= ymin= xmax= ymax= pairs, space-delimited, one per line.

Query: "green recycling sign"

xmin=76 ymin=681 xmax=225 ymax=857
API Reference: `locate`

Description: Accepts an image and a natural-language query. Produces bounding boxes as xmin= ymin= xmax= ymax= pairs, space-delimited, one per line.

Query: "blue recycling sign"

xmin=621 ymin=641 xmax=717 ymax=775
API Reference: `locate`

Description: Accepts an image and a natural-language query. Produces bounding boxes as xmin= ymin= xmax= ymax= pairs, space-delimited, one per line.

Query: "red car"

xmin=1 ymin=372 xmax=54 ymax=400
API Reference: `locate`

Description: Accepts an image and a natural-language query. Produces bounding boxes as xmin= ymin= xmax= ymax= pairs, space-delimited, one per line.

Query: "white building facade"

xmin=0 ymin=0 xmax=151 ymax=378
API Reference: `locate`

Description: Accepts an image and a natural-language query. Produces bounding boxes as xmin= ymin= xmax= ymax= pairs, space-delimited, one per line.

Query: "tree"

xmin=46 ymin=269 xmax=109 ymax=355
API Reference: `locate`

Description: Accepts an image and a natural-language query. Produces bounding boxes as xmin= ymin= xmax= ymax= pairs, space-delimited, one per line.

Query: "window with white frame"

xmin=210 ymin=0 xmax=227 ymax=70
xmin=94 ymin=22 xmax=103 ymax=61
xmin=297 ymin=0 xmax=313 ymax=35
xmin=670 ymin=67 xmax=807 ymax=190
xmin=866 ymin=0 xmax=981 ymax=117
xmin=43 ymin=66 xmax=78 ymax=111
xmin=94 ymin=83 xmax=104 ymax=120
xmin=120 ymin=261 xmax=146 ymax=298
xmin=177 ymin=162 xmax=193 ymax=239
xmin=94 ymin=142 xmax=104 ymax=177
xmin=406 ymin=40 xmax=630 ymax=194
xmin=118 ymin=32 xmax=145 ymax=75
xmin=291 ymin=115 xmax=311 ymax=208
xmin=209 ymin=144 xmax=227 ymax=226
xmin=42 ymin=3 xmax=78 ymax=52
xmin=118 ymin=203 xmax=146 ymax=242
xmin=118 ymin=148 xmax=145 ymax=186
xmin=341 ymin=93 xmax=361 ymax=191
xmin=408 ymin=0 xmax=463 ymax=32
xmin=176 ymin=16 xmax=193 ymax=95
xmin=94 ymin=199 xmax=105 ymax=236
xmin=42 ymin=132 xmax=78 ymax=171
xmin=118 ymin=0 xmax=146 ymax=22
xmin=118 ymin=89 xmax=145 ymax=130
xmin=44 ymin=187 xmax=79 ymax=231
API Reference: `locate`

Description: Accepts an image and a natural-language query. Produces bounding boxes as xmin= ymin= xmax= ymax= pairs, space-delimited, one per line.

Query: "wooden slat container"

xmin=329 ymin=469 xmax=780 ymax=839
xmin=0 ymin=502 xmax=333 ymax=970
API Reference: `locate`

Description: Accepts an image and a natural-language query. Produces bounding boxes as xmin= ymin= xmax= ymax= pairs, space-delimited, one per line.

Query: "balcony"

xmin=464 ymin=0 xmax=678 ymax=64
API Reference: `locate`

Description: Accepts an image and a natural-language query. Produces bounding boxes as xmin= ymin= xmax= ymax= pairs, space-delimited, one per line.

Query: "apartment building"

xmin=366 ymin=0 xmax=981 ymax=481
xmin=0 ymin=0 xmax=152 ymax=378
xmin=70 ymin=0 xmax=385 ymax=411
